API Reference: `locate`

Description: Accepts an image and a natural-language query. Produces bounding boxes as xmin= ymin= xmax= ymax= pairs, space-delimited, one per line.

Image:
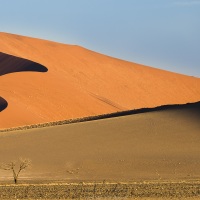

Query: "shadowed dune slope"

xmin=0 ymin=97 xmax=7 ymax=112
xmin=0 ymin=52 xmax=48 ymax=76
xmin=0 ymin=102 xmax=199 ymax=182
xmin=0 ymin=32 xmax=200 ymax=128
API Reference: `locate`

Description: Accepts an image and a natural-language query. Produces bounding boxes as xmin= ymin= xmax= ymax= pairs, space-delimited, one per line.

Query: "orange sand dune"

xmin=0 ymin=32 xmax=200 ymax=128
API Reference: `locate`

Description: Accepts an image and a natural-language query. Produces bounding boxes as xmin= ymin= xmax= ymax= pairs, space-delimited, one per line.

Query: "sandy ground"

xmin=97 ymin=198 xmax=200 ymax=200
xmin=0 ymin=32 xmax=200 ymax=128
xmin=0 ymin=102 xmax=199 ymax=182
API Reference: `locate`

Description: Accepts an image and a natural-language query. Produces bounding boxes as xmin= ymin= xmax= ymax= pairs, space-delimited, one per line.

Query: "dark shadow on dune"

xmin=0 ymin=97 xmax=8 ymax=112
xmin=0 ymin=52 xmax=48 ymax=76
xmin=82 ymin=101 xmax=200 ymax=122
xmin=107 ymin=101 xmax=200 ymax=118
xmin=0 ymin=52 xmax=47 ymax=113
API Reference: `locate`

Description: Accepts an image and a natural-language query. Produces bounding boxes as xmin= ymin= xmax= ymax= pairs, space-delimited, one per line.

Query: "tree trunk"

xmin=14 ymin=177 xmax=17 ymax=184
xmin=12 ymin=169 xmax=18 ymax=184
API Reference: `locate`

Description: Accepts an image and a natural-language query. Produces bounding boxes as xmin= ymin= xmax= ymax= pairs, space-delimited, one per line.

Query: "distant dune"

xmin=0 ymin=32 xmax=200 ymax=128
xmin=0 ymin=102 xmax=199 ymax=182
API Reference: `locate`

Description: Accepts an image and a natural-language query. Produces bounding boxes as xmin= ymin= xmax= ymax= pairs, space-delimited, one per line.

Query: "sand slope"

xmin=0 ymin=102 xmax=199 ymax=182
xmin=0 ymin=32 xmax=200 ymax=128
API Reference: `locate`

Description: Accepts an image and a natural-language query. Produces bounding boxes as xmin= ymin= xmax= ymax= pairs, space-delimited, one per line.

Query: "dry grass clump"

xmin=0 ymin=181 xmax=200 ymax=199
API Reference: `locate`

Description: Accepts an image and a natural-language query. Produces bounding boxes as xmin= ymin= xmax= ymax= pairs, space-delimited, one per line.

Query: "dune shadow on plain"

xmin=0 ymin=52 xmax=48 ymax=76
xmin=0 ymin=97 xmax=8 ymax=112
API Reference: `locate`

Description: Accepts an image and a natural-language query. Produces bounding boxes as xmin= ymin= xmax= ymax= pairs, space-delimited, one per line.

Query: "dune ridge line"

xmin=0 ymin=101 xmax=199 ymax=133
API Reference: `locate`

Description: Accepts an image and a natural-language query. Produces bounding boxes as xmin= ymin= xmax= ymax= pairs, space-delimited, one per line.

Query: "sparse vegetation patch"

xmin=0 ymin=181 xmax=199 ymax=199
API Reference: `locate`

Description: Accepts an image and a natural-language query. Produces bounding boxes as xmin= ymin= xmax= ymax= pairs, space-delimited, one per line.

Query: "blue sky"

xmin=0 ymin=0 xmax=200 ymax=77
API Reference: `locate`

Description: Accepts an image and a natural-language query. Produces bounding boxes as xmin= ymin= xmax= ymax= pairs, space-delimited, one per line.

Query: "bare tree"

xmin=0 ymin=158 xmax=31 ymax=184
